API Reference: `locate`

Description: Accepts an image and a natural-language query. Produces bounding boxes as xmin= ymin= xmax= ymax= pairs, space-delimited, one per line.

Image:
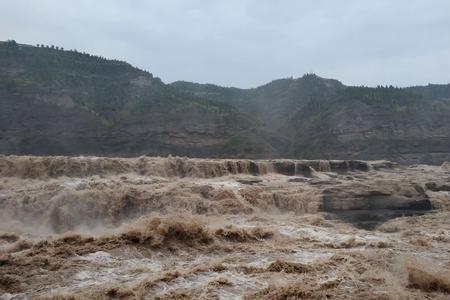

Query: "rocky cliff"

xmin=0 ymin=41 xmax=275 ymax=158
xmin=173 ymin=76 xmax=450 ymax=164
xmin=1 ymin=40 xmax=450 ymax=163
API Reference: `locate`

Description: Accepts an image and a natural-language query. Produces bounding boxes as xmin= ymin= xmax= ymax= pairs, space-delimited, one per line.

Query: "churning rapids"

xmin=0 ymin=156 xmax=449 ymax=299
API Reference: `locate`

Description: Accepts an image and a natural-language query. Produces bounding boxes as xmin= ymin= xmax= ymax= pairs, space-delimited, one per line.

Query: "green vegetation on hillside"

xmin=0 ymin=41 xmax=275 ymax=157
xmin=1 ymin=40 xmax=450 ymax=163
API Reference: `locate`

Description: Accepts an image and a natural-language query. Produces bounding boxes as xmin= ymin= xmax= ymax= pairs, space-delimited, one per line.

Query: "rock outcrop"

xmin=320 ymin=181 xmax=432 ymax=229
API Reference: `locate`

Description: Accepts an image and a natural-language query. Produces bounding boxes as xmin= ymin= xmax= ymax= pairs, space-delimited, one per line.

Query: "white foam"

xmin=65 ymin=251 xmax=163 ymax=291
xmin=152 ymin=270 xmax=266 ymax=299
xmin=0 ymin=293 xmax=15 ymax=300
xmin=62 ymin=179 xmax=83 ymax=189
xmin=196 ymin=178 xmax=241 ymax=190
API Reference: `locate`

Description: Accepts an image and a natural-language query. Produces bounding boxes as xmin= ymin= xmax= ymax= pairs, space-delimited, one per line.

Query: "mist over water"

xmin=1 ymin=1 xmax=450 ymax=299
xmin=0 ymin=156 xmax=449 ymax=299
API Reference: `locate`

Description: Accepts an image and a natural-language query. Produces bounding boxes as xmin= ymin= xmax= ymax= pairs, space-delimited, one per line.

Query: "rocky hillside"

xmin=173 ymin=75 xmax=450 ymax=164
xmin=1 ymin=40 xmax=450 ymax=163
xmin=0 ymin=41 xmax=275 ymax=157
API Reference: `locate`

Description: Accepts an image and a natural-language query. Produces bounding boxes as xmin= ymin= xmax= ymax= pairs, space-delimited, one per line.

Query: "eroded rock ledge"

xmin=0 ymin=156 xmax=446 ymax=230
xmin=0 ymin=155 xmax=394 ymax=179
xmin=320 ymin=181 xmax=433 ymax=229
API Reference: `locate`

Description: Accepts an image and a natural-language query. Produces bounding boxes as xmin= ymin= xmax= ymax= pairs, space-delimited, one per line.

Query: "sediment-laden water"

xmin=0 ymin=156 xmax=449 ymax=299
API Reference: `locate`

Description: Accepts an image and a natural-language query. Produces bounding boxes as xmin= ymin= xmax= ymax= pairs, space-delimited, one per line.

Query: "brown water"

xmin=0 ymin=156 xmax=449 ymax=299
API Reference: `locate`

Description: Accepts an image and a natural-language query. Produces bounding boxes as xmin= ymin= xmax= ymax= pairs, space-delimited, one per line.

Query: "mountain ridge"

xmin=1 ymin=40 xmax=450 ymax=164
xmin=0 ymin=40 xmax=276 ymax=158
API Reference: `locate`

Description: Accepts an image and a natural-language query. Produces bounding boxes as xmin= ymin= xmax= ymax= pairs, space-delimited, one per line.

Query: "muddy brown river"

xmin=0 ymin=156 xmax=449 ymax=299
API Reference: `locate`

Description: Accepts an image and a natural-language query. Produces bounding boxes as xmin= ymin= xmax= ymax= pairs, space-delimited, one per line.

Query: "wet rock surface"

xmin=321 ymin=181 xmax=433 ymax=229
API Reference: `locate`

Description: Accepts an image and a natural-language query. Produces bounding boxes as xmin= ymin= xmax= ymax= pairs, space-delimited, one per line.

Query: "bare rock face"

xmin=320 ymin=181 xmax=432 ymax=229
xmin=425 ymin=182 xmax=450 ymax=192
xmin=321 ymin=182 xmax=430 ymax=211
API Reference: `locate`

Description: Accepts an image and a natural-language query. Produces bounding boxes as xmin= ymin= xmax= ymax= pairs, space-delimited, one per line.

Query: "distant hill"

xmin=1 ymin=40 xmax=450 ymax=163
xmin=0 ymin=40 xmax=275 ymax=157
xmin=172 ymin=75 xmax=450 ymax=164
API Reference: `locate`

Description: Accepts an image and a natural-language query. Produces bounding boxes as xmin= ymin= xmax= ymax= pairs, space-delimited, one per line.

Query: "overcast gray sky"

xmin=1 ymin=0 xmax=449 ymax=88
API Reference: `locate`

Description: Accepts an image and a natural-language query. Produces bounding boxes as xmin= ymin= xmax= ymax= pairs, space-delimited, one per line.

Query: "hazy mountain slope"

xmin=1 ymin=40 xmax=450 ymax=163
xmin=173 ymin=76 xmax=450 ymax=164
xmin=408 ymin=84 xmax=450 ymax=100
xmin=0 ymin=41 xmax=275 ymax=157
xmin=286 ymin=86 xmax=450 ymax=163
xmin=172 ymin=74 xmax=343 ymax=132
